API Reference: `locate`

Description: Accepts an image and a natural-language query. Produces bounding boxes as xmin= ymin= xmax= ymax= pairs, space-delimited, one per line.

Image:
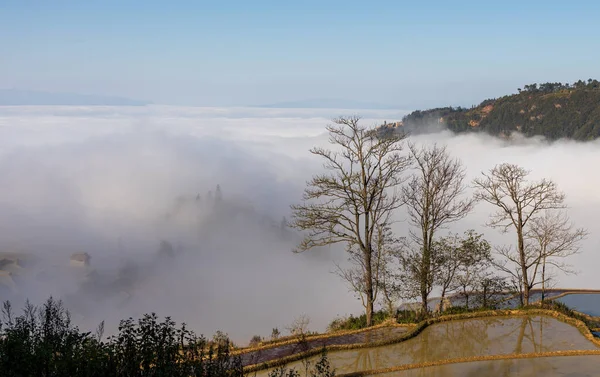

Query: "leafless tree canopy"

xmin=290 ymin=116 xmax=410 ymax=326
xmin=526 ymin=210 xmax=588 ymax=299
xmin=334 ymin=223 xmax=400 ymax=316
xmin=401 ymin=143 xmax=474 ymax=313
xmin=291 ymin=123 xmax=587 ymax=322
xmin=473 ymin=163 xmax=568 ymax=305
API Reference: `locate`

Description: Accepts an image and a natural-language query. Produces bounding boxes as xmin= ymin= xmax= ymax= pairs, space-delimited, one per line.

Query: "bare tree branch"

xmin=473 ymin=163 xmax=568 ymax=305
xmin=401 ymin=143 xmax=474 ymax=313
xmin=290 ymin=116 xmax=411 ymax=326
xmin=526 ymin=210 xmax=588 ymax=300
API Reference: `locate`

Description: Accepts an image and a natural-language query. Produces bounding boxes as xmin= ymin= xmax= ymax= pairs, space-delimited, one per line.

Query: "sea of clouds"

xmin=0 ymin=105 xmax=598 ymax=343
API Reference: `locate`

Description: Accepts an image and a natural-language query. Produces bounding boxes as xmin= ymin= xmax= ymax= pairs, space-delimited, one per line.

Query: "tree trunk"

xmin=365 ymin=247 xmax=374 ymax=327
xmin=483 ymin=285 xmax=488 ymax=308
xmin=421 ymin=232 xmax=431 ymax=316
xmin=541 ymin=255 xmax=547 ymax=302
xmin=387 ymin=300 xmax=394 ymax=318
xmin=517 ymin=224 xmax=530 ymax=306
xmin=366 ymin=297 xmax=373 ymax=327
xmin=437 ymin=288 xmax=447 ymax=313
xmin=421 ymin=290 xmax=428 ymax=315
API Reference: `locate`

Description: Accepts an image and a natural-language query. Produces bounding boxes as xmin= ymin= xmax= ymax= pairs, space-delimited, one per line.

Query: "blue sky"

xmin=1 ymin=0 xmax=600 ymax=108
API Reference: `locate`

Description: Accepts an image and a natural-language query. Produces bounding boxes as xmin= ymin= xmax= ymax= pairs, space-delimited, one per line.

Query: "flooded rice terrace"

xmin=241 ymin=326 xmax=410 ymax=366
xmin=251 ymin=315 xmax=598 ymax=377
xmin=372 ymin=355 xmax=600 ymax=377
xmin=555 ymin=293 xmax=600 ymax=317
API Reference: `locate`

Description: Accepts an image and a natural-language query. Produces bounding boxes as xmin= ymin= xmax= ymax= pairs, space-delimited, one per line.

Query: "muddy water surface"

xmin=253 ymin=315 xmax=597 ymax=376
xmin=372 ymin=355 xmax=600 ymax=377
xmin=241 ymin=326 xmax=409 ymax=366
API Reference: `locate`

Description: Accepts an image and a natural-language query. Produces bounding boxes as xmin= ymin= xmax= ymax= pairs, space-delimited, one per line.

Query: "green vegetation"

xmin=0 ymin=298 xmax=243 ymax=377
xmin=393 ymin=79 xmax=600 ymax=140
xmin=0 ymin=298 xmax=339 ymax=377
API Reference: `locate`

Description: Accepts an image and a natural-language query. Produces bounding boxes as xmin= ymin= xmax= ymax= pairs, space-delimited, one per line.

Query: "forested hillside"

xmin=383 ymin=79 xmax=600 ymax=140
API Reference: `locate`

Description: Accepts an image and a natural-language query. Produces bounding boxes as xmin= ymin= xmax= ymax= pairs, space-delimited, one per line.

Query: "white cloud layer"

xmin=0 ymin=105 xmax=598 ymax=343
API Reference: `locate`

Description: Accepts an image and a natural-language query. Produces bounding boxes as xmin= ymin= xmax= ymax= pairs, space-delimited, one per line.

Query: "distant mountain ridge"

xmin=379 ymin=79 xmax=600 ymax=140
xmin=259 ymin=98 xmax=397 ymax=110
xmin=0 ymin=89 xmax=151 ymax=106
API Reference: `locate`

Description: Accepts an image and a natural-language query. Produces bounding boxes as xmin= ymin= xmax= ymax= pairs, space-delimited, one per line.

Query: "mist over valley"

xmin=1 ymin=105 xmax=599 ymax=345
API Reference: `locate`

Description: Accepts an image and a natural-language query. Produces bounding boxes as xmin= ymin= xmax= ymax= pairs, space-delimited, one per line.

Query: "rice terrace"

xmin=236 ymin=289 xmax=600 ymax=377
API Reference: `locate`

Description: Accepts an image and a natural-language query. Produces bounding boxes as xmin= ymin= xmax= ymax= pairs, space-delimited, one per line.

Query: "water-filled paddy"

xmin=371 ymin=355 xmax=600 ymax=377
xmin=556 ymin=293 xmax=600 ymax=317
xmin=253 ymin=315 xmax=597 ymax=376
xmin=241 ymin=326 xmax=409 ymax=366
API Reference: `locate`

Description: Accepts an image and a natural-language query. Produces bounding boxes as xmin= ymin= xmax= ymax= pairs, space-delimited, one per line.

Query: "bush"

xmin=0 ymin=298 xmax=243 ymax=377
xmin=271 ymin=328 xmax=281 ymax=341
xmin=327 ymin=310 xmax=389 ymax=331
xmin=0 ymin=298 xmax=109 ymax=377
xmin=0 ymin=298 xmax=341 ymax=377
xmin=249 ymin=335 xmax=262 ymax=347
xmin=440 ymin=305 xmax=481 ymax=315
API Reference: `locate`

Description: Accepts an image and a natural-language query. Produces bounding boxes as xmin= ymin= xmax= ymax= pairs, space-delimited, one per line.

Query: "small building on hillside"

xmin=70 ymin=252 xmax=91 ymax=267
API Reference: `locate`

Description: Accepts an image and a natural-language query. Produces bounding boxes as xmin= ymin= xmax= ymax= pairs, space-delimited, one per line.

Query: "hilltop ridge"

xmin=380 ymin=79 xmax=600 ymax=140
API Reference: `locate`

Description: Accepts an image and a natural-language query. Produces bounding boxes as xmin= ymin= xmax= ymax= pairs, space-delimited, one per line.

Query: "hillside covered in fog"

xmin=380 ymin=79 xmax=600 ymax=140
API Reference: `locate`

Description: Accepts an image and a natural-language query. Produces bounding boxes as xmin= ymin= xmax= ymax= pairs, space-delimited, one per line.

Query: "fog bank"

xmin=0 ymin=105 xmax=599 ymax=343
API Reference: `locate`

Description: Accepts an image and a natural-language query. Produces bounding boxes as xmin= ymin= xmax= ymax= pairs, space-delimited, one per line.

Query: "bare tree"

xmin=290 ymin=116 xmax=410 ymax=326
xmin=334 ymin=222 xmax=400 ymax=318
xmin=492 ymin=250 xmax=525 ymax=306
xmin=401 ymin=143 xmax=474 ymax=314
xmin=473 ymin=163 xmax=566 ymax=305
xmin=286 ymin=314 xmax=311 ymax=336
xmin=526 ymin=210 xmax=587 ymax=301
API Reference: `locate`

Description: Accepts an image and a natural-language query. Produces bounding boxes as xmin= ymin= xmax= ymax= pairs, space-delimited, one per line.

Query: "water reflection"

xmin=375 ymin=355 xmax=600 ymax=377
xmin=255 ymin=315 xmax=597 ymax=376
